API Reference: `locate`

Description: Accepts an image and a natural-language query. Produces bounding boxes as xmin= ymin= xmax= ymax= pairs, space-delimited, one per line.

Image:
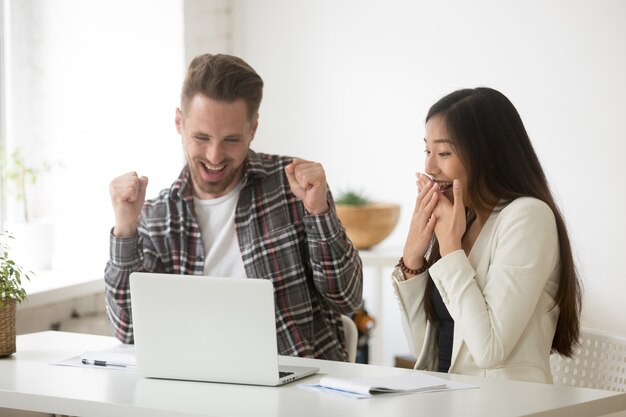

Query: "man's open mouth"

xmin=201 ymin=161 xmax=226 ymax=173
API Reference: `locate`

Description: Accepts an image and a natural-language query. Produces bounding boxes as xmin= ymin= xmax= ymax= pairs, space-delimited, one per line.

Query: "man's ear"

xmin=175 ymin=108 xmax=183 ymax=134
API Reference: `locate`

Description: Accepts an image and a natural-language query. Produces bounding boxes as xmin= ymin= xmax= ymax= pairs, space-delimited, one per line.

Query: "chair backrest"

xmin=341 ymin=315 xmax=358 ymax=363
xmin=550 ymin=327 xmax=626 ymax=392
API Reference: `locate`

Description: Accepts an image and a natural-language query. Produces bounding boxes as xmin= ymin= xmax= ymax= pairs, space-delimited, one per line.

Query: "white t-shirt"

xmin=193 ymin=182 xmax=247 ymax=278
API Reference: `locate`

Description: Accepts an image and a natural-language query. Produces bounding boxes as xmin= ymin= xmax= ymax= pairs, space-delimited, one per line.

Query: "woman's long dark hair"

xmin=422 ymin=87 xmax=582 ymax=357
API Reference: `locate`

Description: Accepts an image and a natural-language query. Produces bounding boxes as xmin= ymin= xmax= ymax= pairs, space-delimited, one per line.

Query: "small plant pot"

xmin=336 ymin=203 xmax=400 ymax=250
xmin=0 ymin=299 xmax=17 ymax=358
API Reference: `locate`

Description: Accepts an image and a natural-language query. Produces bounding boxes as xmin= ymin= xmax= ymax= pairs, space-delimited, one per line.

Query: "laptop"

xmin=129 ymin=272 xmax=319 ymax=386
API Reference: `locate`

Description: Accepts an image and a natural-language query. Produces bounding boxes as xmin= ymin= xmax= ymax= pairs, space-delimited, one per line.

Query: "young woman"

xmin=392 ymin=87 xmax=581 ymax=383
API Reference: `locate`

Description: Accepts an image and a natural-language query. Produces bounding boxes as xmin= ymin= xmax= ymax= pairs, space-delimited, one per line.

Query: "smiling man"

xmin=104 ymin=54 xmax=363 ymax=361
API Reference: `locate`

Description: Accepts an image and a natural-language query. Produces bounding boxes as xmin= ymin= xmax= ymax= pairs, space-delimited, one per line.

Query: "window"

xmin=1 ymin=0 xmax=185 ymax=270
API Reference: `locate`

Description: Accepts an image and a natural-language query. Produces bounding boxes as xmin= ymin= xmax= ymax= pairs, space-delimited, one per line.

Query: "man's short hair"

xmin=181 ymin=53 xmax=264 ymax=121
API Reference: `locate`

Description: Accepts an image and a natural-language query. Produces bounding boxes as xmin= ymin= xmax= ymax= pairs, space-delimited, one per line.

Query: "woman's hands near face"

xmin=402 ymin=173 xmax=439 ymax=269
xmin=432 ymin=179 xmax=466 ymax=257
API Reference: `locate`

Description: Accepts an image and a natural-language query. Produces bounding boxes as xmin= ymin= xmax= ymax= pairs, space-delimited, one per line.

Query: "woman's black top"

xmin=430 ymin=280 xmax=454 ymax=372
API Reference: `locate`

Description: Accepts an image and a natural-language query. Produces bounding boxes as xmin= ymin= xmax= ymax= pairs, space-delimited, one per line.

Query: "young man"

xmin=104 ymin=54 xmax=363 ymax=361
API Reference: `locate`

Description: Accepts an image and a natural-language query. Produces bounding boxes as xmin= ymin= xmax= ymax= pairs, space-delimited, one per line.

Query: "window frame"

xmin=0 ymin=0 xmax=7 ymax=229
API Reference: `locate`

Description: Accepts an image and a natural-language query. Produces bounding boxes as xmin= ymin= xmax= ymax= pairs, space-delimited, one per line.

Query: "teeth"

xmin=437 ymin=182 xmax=452 ymax=192
xmin=202 ymin=161 xmax=225 ymax=172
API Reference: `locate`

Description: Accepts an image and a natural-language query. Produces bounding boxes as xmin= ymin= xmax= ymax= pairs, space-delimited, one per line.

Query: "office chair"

xmin=341 ymin=315 xmax=358 ymax=363
xmin=550 ymin=327 xmax=626 ymax=392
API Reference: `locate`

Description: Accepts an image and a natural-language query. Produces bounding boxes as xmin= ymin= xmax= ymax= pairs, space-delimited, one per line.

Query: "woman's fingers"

xmin=452 ymin=179 xmax=464 ymax=218
xmin=405 ymin=175 xmax=440 ymax=261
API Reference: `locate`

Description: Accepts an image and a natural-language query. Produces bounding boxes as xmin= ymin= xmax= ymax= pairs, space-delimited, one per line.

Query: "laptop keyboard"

xmin=279 ymin=371 xmax=295 ymax=378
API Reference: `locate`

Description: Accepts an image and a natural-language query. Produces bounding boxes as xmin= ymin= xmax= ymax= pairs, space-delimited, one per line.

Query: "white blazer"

xmin=392 ymin=197 xmax=560 ymax=383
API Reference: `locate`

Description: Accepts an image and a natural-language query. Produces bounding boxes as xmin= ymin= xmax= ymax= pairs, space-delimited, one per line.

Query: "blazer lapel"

xmin=467 ymin=210 xmax=497 ymax=289
xmin=450 ymin=209 xmax=499 ymax=370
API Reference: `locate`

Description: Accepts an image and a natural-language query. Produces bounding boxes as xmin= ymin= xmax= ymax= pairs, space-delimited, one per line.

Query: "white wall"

xmin=231 ymin=0 xmax=626 ymax=363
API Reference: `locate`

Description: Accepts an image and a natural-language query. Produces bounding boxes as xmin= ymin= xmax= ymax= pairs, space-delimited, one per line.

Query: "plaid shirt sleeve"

xmin=303 ymin=206 xmax=363 ymax=314
xmin=237 ymin=152 xmax=364 ymax=360
xmin=104 ymin=230 xmax=145 ymax=344
xmin=103 ymin=170 xmax=203 ymax=344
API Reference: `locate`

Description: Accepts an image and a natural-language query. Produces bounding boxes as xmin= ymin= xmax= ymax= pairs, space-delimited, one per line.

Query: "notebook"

xmin=129 ymin=272 xmax=319 ymax=386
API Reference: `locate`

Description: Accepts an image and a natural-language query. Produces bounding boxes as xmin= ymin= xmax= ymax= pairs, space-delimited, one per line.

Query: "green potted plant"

xmin=335 ymin=189 xmax=400 ymax=250
xmin=336 ymin=190 xmax=372 ymax=207
xmin=1 ymin=147 xmax=55 ymax=269
xmin=2 ymin=148 xmax=53 ymax=223
xmin=0 ymin=231 xmax=33 ymax=357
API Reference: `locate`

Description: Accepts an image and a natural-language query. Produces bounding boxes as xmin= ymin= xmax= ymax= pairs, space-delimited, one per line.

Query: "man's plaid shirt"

xmin=104 ymin=150 xmax=363 ymax=361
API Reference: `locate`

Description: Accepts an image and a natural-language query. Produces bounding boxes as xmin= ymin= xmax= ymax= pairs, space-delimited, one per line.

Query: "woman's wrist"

xmin=401 ymin=251 xmax=425 ymax=269
xmin=397 ymin=256 xmax=428 ymax=277
xmin=439 ymin=243 xmax=462 ymax=257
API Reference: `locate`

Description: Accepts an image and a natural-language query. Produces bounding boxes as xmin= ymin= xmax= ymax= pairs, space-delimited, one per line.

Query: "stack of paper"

xmin=302 ymin=372 xmax=477 ymax=399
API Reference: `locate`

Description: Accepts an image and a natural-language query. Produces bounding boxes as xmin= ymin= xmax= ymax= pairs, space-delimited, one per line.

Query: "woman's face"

xmin=424 ymin=114 xmax=469 ymax=206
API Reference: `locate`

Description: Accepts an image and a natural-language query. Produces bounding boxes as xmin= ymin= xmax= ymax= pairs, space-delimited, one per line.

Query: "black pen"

xmin=81 ymin=358 xmax=127 ymax=368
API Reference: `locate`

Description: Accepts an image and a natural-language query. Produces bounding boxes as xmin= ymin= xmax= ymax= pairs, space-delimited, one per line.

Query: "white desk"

xmin=1 ymin=332 xmax=625 ymax=417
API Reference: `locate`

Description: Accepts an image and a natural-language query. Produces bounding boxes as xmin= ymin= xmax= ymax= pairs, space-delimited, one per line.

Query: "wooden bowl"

xmin=335 ymin=203 xmax=401 ymax=250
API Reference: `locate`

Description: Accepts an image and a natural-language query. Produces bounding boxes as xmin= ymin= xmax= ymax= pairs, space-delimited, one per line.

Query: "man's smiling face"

xmin=176 ymin=94 xmax=258 ymax=199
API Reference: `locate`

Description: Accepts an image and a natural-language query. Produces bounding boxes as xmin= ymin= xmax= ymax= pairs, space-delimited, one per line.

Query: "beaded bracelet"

xmin=396 ymin=257 xmax=428 ymax=275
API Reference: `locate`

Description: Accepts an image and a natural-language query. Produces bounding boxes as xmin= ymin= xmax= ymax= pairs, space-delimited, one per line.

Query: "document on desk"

xmin=301 ymin=372 xmax=478 ymax=399
xmin=52 ymin=344 xmax=136 ymax=371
